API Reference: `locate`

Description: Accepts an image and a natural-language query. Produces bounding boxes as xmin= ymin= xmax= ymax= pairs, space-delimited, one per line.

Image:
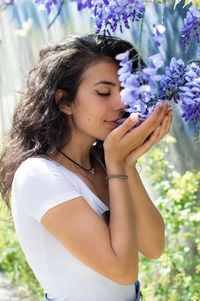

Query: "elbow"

xmin=147 ymin=239 xmax=165 ymax=259
xmin=150 ymin=222 xmax=165 ymax=259
xmin=148 ymin=247 xmax=164 ymax=259
xmin=108 ymin=255 xmax=139 ymax=285
xmin=115 ymin=265 xmax=138 ymax=285
xmin=140 ymin=234 xmax=165 ymax=259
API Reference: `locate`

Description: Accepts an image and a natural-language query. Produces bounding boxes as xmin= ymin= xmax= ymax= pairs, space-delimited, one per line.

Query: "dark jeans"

xmin=135 ymin=280 xmax=143 ymax=301
xmin=44 ymin=280 xmax=143 ymax=301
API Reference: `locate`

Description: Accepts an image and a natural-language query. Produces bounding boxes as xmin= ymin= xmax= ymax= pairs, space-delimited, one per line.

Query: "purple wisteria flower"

xmin=0 ymin=0 xmax=14 ymax=4
xmin=69 ymin=0 xmax=92 ymax=11
xmin=34 ymin=0 xmax=63 ymax=14
xmin=181 ymin=6 xmax=200 ymax=48
xmin=115 ymin=23 xmax=166 ymax=123
xmin=160 ymin=58 xmax=200 ymax=129
xmin=159 ymin=57 xmax=185 ymax=103
xmin=153 ymin=24 xmax=166 ymax=47
xmin=116 ymin=50 xmax=164 ymax=122
xmin=92 ymin=0 xmax=145 ymax=35
xmin=179 ymin=63 xmax=200 ymax=128
xmin=68 ymin=0 xmax=145 ymax=34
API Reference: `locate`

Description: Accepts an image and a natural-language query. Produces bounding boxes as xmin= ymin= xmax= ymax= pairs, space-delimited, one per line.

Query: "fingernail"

xmin=156 ymin=102 xmax=163 ymax=109
xmin=130 ymin=113 xmax=139 ymax=121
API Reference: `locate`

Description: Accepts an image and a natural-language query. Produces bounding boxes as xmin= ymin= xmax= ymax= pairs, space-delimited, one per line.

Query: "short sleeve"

xmin=12 ymin=158 xmax=81 ymax=222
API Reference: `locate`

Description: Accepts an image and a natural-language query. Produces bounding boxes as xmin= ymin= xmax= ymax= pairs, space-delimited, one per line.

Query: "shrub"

xmin=139 ymin=136 xmax=200 ymax=301
xmin=0 ymin=203 xmax=43 ymax=300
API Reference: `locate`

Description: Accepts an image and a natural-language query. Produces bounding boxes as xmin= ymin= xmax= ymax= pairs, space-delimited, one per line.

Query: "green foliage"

xmin=193 ymin=0 xmax=200 ymax=9
xmin=0 ymin=203 xmax=43 ymax=300
xmin=139 ymin=136 xmax=200 ymax=300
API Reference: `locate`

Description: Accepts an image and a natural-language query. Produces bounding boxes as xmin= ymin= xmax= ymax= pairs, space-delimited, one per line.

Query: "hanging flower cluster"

xmin=69 ymin=0 xmax=145 ymax=34
xmin=115 ymin=23 xmax=166 ymax=123
xmin=179 ymin=63 xmax=200 ymax=127
xmin=159 ymin=57 xmax=185 ymax=103
xmin=116 ymin=22 xmax=200 ymax=131
xmin=0 ymin=0 xmax=14 ymax=3
xmin=92 ymin=0 xmax=145 ymax=35
xmin=69 ymin=0 xmax=92 ymax=11
xmin=116 ymin=50 xmax=164 ymax=123
xmin=158 ymin=57 xmax=200 ymax=128
xmin=34 ymin=0 xmax=63 ymax=14
xmin=181 ymin=5 xmax=200 ymax=49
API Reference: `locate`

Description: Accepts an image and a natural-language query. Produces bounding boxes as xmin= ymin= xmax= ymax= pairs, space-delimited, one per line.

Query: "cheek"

xmin=73 ymin=112 xmax=99 ymax=131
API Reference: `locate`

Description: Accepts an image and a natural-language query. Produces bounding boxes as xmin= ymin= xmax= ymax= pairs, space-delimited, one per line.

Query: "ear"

xmin=54 ymin=89 xmax=73 ymax=115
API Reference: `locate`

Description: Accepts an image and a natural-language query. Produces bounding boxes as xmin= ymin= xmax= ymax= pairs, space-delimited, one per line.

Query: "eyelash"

xmin=95 ymin=90 xmax=110 ymax=97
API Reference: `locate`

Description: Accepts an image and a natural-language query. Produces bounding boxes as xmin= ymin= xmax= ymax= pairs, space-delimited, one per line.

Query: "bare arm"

xmin=41 ymin=191 xmax=138 ymax=285
xmin=104 ymin=163 xmax=138 ymax=284
xmin=126 ymin=166 xmax=165 ymax=259
xmin=124 ymin=102 xmax=173 ymax=259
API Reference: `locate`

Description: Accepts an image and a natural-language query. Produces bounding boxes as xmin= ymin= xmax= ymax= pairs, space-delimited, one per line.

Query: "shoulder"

xmin=13 ymin=156 xmax=82 ymax=193
xmin=15 ymin=157 xmax=60 ymax=178
xmin=12 ymin=157 xmax=81 ymax=221
xmin=14 ymin=156 xmax=77 ymax=184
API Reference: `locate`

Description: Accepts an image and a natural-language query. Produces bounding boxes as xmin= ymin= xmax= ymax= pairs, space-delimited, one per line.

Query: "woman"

xmin=0 ymin=34 xmax=172 ymax=301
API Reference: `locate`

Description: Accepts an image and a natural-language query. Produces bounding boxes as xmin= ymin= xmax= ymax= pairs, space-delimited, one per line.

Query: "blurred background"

xmin=0 ymin=0 xmax=199 ymax=300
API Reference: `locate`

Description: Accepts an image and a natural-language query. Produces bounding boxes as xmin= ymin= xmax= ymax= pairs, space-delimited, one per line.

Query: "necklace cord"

xmin=57 ymin=149 xmax=95 ymax=174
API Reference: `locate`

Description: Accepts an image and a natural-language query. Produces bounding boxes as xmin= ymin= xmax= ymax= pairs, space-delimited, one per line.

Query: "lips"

xmin=105 ymin=118 xmax=126 ymax=125
xmin=104 ymin=119 xmax=121 ymax=128
xmin=105 ymin=119 xmax=120 ymax=122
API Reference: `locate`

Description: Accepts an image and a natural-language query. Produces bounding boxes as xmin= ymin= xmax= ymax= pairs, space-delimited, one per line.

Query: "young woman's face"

xmin=67 ymin=60 xmax=127 ymax=141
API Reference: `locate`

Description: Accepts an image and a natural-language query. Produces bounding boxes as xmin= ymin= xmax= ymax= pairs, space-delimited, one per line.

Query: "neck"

xmin=60 ymin=133 xmax=95 ymax=167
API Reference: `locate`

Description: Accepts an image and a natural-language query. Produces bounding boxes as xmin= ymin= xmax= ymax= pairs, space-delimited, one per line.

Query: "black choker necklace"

xmin=58 ymin=149 xmax=95 ymax=174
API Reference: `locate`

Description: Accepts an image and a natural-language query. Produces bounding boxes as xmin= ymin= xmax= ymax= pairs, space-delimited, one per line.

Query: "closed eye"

xmin=95 ymin=90 xmax=110 ymax=97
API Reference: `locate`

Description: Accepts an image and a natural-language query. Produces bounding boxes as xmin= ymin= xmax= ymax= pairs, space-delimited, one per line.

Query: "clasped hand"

xmin=104 ymin=101 xmax=173 ymax=169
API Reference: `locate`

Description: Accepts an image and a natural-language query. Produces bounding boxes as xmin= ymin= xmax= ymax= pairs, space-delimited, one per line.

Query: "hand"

xmin=103 ymin=101 xmax=173 ymax=169
xmin=125 ymin=104 xmax=173 ymax=168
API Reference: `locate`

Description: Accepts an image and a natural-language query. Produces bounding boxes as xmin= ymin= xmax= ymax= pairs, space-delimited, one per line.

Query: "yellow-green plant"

xmin=0 ymin=203 xmax=43 ymax=300
xmin=139 ymin=136 xmax=200 ymax=300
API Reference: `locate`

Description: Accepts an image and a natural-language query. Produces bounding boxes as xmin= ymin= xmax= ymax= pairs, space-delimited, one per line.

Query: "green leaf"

xmin=183 ymin=0 xmax=193 ymax=8
xmin=193 ymin=0 xmax=200 ymax=9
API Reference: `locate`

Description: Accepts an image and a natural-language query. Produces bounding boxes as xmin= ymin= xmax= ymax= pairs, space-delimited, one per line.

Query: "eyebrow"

xmin=94 ymin=80 xmax=116 ymax=87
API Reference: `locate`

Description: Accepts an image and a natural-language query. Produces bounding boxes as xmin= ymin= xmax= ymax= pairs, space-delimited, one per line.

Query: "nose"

xmin=111 ymin=92 xmax=127 ymax=111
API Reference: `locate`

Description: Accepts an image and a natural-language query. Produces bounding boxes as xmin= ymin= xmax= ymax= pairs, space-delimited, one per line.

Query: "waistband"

xmin=44 ymin=280 xmax=143 ymax=301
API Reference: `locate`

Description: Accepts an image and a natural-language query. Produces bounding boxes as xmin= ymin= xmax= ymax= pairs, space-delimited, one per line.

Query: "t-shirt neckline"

xmin=41 ymin=156 xmax=109 ymax=211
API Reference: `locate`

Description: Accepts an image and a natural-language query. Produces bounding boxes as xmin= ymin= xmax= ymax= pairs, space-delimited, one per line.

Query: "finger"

xmin=130 ymin=126 xmax=161 ymax=160
xmin=156 ymin=116 xmax=169 ymax=141
xmin=122 ymin=102 xmax=166 ymax=148
xmin=163 ymin=110 xmax=173 ymax=136
xmin=113 ymin=113 xmax=139 ymax=137
xmin=124 ymin=102 xmax=167 ymax=144
xmin=138 ymin=101 xmax=169 ymax=135
xmin=155 ymin=101 xmax=171 ymax=125
xmin=156 ymin=109 xmax=173 ymax=142
xmin=161 ymin=109 xmax=173 ymax=133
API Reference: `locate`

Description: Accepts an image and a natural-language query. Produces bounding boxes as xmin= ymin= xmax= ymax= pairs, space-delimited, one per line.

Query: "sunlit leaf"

xmin=193 ymin=0 xmax=200 ymax=9
xmin=183 ymin=0 xmax=192 ymax=8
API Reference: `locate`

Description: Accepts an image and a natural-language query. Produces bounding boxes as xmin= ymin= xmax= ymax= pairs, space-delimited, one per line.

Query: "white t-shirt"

xmin=11 ymin=157 xmax=136 ymax=301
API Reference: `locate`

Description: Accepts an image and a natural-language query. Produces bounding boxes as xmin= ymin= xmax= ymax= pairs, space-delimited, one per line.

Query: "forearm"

xmin=106 ymin=163 xmax=138 ymax=281
xmin=126 ymin=165 xmax=165 ymax=259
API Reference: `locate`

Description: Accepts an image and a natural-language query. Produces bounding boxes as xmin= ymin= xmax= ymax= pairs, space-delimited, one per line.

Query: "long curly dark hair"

xmin=0 ymin=34 xmax=138 ymax=208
